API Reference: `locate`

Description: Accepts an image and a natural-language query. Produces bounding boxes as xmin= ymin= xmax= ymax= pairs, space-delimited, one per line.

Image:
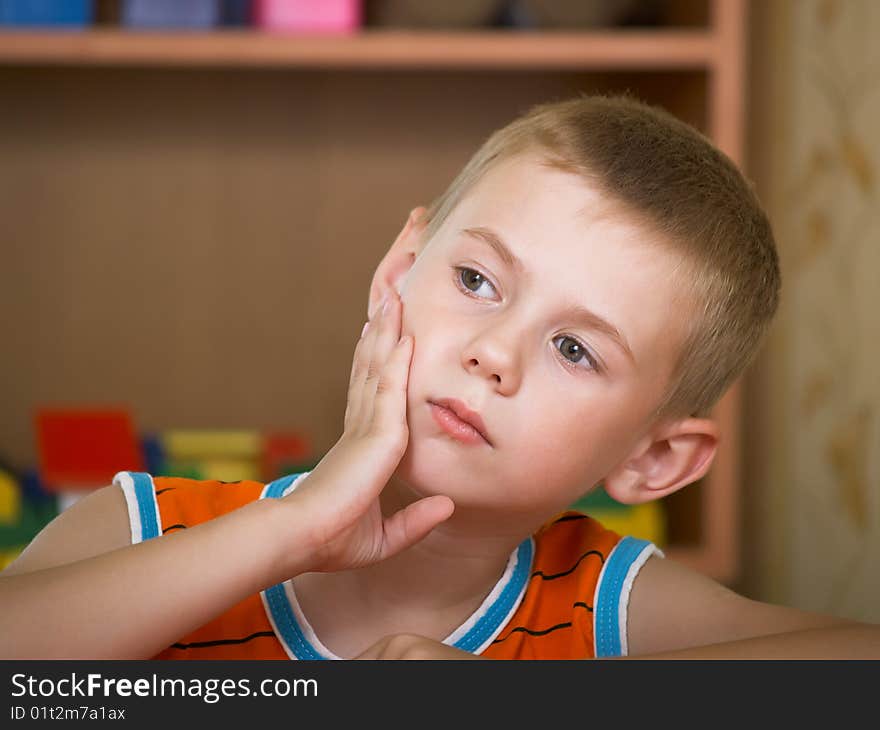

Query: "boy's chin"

xmin=396 ymin=433 xmax=595 ymax=518
xmin=391 ymin=443 xmax=446 ymax=498
xmin=392 ymin=437 xmax=505 ymax=511
xmin=392 ymin=439 xmax=476 ymax=503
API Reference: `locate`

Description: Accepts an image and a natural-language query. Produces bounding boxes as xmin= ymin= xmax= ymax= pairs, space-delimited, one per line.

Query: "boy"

xmin=2 ymin=95 xmax=877 ymax=660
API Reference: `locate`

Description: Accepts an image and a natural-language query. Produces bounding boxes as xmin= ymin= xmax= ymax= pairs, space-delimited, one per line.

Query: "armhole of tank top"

xmin=112 ymin=471 xmax=162 ymax=545
xmin=592 ymin=537 xmax=664 ymax=658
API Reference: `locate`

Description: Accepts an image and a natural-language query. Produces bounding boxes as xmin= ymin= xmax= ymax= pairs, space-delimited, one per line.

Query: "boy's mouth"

xmin=428 ymin=398 xmax=492 ymax=447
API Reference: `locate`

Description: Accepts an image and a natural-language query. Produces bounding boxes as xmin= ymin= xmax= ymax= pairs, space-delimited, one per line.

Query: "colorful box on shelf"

xmin=569 ymin=486 xmax=666 ymax=546
xmin=261 ymin=431 xmax=312 ymax=482
xmin=0 ymin=0 xmax=94 ymax=27
xmin=156 ymin=428 xmax=314 ymax=483
xmin=34 ymin=403 xmax=314 ymax=497
xmin=253 ymin=0 xmax=361 ymax=34
xmin=35 ymin=406 xmax=144 ymax=503
xmin=121 ymin=0 xmax=219 ymax=29
xmin=159 ymin=429 xmax=262 ymax=483
xmin=0 ymin=469 xmax=21 ymax=525
xmin=219 ymin=0 xmax=250 ymax=26
xmin=35 ymin=406 xmax=144 ymax=512
xmin=0 ymin=466 xmax=59 ymax=570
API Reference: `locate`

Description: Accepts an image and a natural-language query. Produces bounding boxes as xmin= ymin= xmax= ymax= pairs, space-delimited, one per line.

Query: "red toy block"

xmin=35 ymin=407 xmax=144 ymax=492
xmin=261 ymin=431 xmax=312 ymax=482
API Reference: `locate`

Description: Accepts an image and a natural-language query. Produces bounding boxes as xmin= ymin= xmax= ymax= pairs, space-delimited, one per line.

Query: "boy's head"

xmin=369 ymin=94 xmax=779 ymax=525
xmin=422 ymin=94 xmax=779 ymax=421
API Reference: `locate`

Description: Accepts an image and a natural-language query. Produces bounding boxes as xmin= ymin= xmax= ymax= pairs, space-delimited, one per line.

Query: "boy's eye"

xmin=553 ymin=335 xmax=599 ymax=372
xmin=456 ymin=266 xmax=497 ymax=298
xmin=454 ymin=266 xmax=600 ymax=373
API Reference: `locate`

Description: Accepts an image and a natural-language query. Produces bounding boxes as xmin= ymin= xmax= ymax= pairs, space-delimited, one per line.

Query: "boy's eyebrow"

xmin=461 ymin=226 xmax=634 ymax=365
xmin=559 ymin=304 xmax=635 ymax=365
xmin=462 ymin=227 xmax=524 ymax=273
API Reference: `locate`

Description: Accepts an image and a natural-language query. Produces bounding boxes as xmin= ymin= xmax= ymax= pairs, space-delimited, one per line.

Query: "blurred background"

xmin=0 ymin=0 xmax=877 ymax=622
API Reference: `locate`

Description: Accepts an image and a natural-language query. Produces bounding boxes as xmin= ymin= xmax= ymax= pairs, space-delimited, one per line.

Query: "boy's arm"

xmin=624 ymin=624 xmax=880 ymax=659
xmin=0 ymin=483 xmax=302 ymax=659
xmin=625 ymin=555 xmax=878 ymax=658
xmin=354 ymin=553 xmax=879 ymax=660
xmin=354 ymin=633 xmax=482 ymax=660
xmin=1 ymin=288 xmax=452 ymax=659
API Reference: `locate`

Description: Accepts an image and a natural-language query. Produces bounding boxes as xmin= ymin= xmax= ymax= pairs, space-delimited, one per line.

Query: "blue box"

xmin=0 ymin=0 xmax=94 ymax=27
xmin=122 ymin=0 xmax=219 ymax=29
xmin=219 ymin=0 xmax=251 ymax=27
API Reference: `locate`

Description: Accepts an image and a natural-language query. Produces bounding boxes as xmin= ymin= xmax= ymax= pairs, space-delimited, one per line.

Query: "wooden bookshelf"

xmin=0 ymin=0 xmax=746 ymax=583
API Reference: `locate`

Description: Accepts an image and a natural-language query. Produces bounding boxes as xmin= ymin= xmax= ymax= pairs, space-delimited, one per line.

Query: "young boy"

xmin=2 ymin=95 xmax=877 ymax=660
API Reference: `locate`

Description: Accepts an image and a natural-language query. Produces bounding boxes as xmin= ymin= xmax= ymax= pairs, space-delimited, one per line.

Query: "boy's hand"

xmin=281 ymin=288 xmax=454 ymax=574
xmin=355 ymin=633 xmax=485 ymax=660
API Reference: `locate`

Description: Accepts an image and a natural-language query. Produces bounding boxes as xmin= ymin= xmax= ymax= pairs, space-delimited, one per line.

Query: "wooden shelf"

xmin=0 ymin=29 xmax=719 ymax=70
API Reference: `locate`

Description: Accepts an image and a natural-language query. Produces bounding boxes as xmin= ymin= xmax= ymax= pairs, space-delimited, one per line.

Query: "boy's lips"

xmin=427 ymin=398 xmax=492 ymax=446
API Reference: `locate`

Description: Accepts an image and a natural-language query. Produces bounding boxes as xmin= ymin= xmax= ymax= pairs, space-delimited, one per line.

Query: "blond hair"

xmin=423 ymin=94 xmax=779 ymax=419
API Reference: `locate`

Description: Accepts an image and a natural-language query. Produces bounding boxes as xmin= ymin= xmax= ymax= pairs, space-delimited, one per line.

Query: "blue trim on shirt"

xmin=264 ymin=473 xmax=302 ymax=499
xmin=129 ymin=471 xmax=160 ymax=541
xmin=453 ymin=537 xmax=533 ymax=653
xmin=261 ymin=473 xmax=326 ymax=659
xmin=264 ymin=582 xmax=325 ymax=660
xmin=259 ymin=471 xmax=531 ymax=659
xmin=594 ymin=536 xmax=652 ymax=658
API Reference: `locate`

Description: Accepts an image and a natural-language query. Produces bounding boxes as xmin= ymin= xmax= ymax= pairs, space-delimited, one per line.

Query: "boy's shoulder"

xmin=514 ymin=510 xmax=662 ymax=658
xmin=1 ymin=482 xmax=130 ymax=577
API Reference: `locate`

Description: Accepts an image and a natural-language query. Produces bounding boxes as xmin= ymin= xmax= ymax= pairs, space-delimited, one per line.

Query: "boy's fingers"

xmin=369 ymin=292 xmax=402 ymax=373
xmin=346 ymin=314 xmax=381 ymax=430
xmin=346 ymin=289 xmax=405 ymax=434
xmin=379 ymin=495 xmax=455 ymax=562
xmin=347 ymin=323 xmax=369 ymax=389
xmin=371 ymin=334 xmax=413 ymax=435
xmin=353 ymin=636 xmax=392 ymax=660
xmin=361 ymin=291 xmax=402 ymax=409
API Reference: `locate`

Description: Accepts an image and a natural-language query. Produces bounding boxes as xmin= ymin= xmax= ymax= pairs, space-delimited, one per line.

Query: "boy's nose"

xmin=462 ymin=335 xmax=522 ymax=396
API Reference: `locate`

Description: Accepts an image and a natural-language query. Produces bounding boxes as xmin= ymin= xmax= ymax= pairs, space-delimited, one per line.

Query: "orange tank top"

xmin=114 ymin=471 xmax=660 ymax=659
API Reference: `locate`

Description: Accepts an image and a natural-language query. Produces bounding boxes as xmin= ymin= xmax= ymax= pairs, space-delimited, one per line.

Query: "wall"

xmin=744 ymin=0 xmax=880 ymax=621
xmin=0 ymin=65 xmax=699 ymax=471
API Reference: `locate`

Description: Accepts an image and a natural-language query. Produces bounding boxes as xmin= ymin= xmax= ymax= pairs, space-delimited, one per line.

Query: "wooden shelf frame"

xmin=0 ymin=28 xmax=719 ymax=71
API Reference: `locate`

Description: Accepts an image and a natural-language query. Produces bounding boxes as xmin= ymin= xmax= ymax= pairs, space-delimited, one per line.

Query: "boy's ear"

xmin=368 ymin=206 xmax=428 ymax=318
xmin=602 ymin=418 xmax=719 ymax=505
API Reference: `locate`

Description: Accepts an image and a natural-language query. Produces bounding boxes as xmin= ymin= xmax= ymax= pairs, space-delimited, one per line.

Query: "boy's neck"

xmin=290 ymin=479 xmax=534 ymax=658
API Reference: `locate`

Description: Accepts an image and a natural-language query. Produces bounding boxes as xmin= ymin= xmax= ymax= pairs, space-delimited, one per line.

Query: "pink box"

xmin=254 ymin=0 xmax=361 ymax=34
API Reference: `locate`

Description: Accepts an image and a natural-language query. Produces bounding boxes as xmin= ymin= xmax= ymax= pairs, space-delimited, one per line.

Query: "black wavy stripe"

xmin=490 ymin=597 xmax=594 ymax=645
xmin=170 ymin=631 xmax=277 ymax=650
xmin=162 ymin=524 xmax=187 ymax=534
xmin=155 ymin=488 xmax=175 ymax=497
xmin=554 ymin=513 xmax=589 ymax=524
xmin=491 ymin=621 xmax=573 ymax=644
xmin=531 ymin=549 xmax=605 ymax=581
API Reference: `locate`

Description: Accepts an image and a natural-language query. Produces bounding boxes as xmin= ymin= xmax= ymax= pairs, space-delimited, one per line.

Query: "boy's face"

xmin=385 ymin=154 xmax=692 ymax=528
